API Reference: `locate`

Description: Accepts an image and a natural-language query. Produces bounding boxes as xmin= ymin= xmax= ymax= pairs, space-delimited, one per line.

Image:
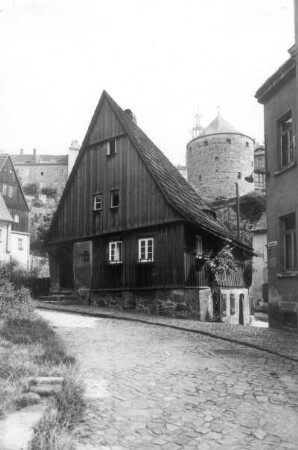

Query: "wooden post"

xmin=236 ymin=182 xmax=240 ymax=238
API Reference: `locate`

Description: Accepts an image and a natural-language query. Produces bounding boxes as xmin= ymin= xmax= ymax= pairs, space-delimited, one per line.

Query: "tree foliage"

xmin=23 ymin=183 xmax=39 ymax=196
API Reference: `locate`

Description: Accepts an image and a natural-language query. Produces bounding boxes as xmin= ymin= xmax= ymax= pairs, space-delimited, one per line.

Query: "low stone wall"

xmin=90 ymin=288 xmax=213 ymax=321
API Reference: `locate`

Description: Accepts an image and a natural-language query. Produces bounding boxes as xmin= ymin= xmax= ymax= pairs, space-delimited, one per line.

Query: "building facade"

xmin=0 ymin=155 xmax=30 ymax=268
xmin=11 ymin=141 xmax=80 ymax=195
xmin=46 ymin=91 xmax=252 ymax=324
xmin=255 ymin=44 xmax=298 ymax=329
xmin=254 ymin=145 xmax=266 ymax=190
xmin=186 ymin=115 xmax=255 ymax=202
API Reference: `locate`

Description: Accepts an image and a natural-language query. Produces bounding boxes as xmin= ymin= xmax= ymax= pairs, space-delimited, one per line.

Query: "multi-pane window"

xmin=110 ymin=190 xmax=119 ymax=208
xmin=93 ymin=194 xmax=102 ymax=211
xmin=18 ymin=238 xmax=23 ymax=250
xmin=7 ymin=186 xmax=13 ymax=198
xmin=281 ymin=213 xmax=297 ymax=271
xmin=138 ymin=238 xmax=154 ymax=262
xmin=279 ymin=114 xmax=294 ymax=168
xmin=1 ymin=183 xmax=7 ymax=196
xmin=107 ymin=139 xmax=117 ymax=156
xmin=108 ymin=241 xmax=122 ymax=263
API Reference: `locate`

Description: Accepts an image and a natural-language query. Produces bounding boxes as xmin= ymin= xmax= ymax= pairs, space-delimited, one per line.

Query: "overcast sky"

xmin=0 ymin=0 xmax=295 ymax=164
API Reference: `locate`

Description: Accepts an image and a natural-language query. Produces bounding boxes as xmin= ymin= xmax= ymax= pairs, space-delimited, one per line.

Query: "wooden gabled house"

xmin=46 ymin=91 xmax=252 ymax=324
xmin=0 ymin=154 xmax=30 ymax=268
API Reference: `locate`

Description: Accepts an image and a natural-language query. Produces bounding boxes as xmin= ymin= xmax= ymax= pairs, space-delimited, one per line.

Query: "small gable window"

xmin=108 ymin=241 xmax=122 ymax=264
xmin=1 ymin=183 xmax=7 ymax=196
xmin=107 ymin=139 xmax=117 ymax=156
xmin=93 ymin=194 xmax=102 ymax=211
xmin=138 ymin=238 xmax=154 ymax=263
xmin=110 ymin=190 xmax=119 ymax=209
xmin=14 ymin=214 xmax=20 ymax=223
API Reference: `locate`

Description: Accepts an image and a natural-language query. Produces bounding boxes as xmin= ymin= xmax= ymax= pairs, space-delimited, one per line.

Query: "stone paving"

xmin=38 ymin=309 xmax=298 ymax=450
xmin=37 ymin=302 xmax=298 ymax=362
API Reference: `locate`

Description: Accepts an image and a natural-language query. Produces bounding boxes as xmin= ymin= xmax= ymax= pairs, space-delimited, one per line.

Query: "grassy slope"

xmin=0 ymin=315 xmax=84 ymax=450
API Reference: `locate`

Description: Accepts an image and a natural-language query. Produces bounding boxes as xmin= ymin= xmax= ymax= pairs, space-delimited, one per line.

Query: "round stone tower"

xmin=186 ymin=115 xmax=254 ymax=202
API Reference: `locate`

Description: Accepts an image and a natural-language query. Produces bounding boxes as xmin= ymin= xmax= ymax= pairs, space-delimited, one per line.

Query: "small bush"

xmin=41 ymin=186 xmax=58 ymax=198
xmin=23 ymin=183 xmax=39 ymax=196
xmin=0 ymin=282 xmax=35 ymax=321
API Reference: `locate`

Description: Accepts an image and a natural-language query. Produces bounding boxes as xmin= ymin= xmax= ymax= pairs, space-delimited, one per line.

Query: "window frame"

xmin=108 ymin=241 xmax=122 ymax=264
xmin=138 ymin=237 xmax=154 ymax=263
xmin=107 ymin=139 xmax=117 ymax=157
xmin=110 ymin=190 xmax=120 ymax=209
xmin=278 ymin=112 xmax=295 ymax=169
xmin=280 ymin=213 xmax=297 ymax=271
xmin=93 ymin=193 xmax=102 ymax=211
xmin=18 ymin=238 xmax=24 ymax=250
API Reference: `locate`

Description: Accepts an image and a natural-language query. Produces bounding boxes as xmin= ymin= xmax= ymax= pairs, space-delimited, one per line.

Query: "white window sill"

xmin=277 ymin=271 xmax=298 ymax=278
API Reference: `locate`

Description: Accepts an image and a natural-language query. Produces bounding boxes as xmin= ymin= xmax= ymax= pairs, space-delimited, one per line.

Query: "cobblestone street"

xmin=39 ymin=310 xmax=298 ymax=450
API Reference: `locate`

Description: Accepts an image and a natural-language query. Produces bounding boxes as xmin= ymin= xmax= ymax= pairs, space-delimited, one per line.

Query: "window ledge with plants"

xmin=274 ymin=161 xmax=296 ymax=177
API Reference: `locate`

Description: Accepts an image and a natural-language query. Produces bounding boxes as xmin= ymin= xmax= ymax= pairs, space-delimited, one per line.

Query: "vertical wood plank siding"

xmin=92 ymin=222 xmax=185 ymax=289
xmin=50 ymin=136 xmax=179 ymax=243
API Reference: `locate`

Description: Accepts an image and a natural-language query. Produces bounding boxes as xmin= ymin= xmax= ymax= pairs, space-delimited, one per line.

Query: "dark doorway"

xmin=59 ymin=246 xmax=74 ymax=290
xmin=239 ymin=294 xmax=244 ymax=325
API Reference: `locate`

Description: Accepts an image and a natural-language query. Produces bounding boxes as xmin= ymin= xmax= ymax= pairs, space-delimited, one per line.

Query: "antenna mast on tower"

xmin=192 ymin=107 xmax=203 ymax=139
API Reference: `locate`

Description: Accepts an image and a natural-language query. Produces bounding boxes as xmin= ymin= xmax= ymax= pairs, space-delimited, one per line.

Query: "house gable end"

xmin=47 ymin=96 xmax=180 ymax=243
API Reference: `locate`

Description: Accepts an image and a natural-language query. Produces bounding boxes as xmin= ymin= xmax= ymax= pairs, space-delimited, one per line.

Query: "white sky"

xmin=0 ymin=0 xmax=295 ymax=164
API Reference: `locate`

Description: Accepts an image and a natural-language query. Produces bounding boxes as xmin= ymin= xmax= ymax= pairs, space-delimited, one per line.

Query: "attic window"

xmin=226 ymin=138 xmax=231 ymax=144
xmin=14 ymin=214 xmax=20 ymax=223
xmin=93 ymin=193 xmax=102 ymax=211
xmin=107 ymin=139 xmax=117 ymax=156
xmin=204 ymin=140 xmax=208 ymax=146
xmin=110 ymin=190 xmax=119 ymax=208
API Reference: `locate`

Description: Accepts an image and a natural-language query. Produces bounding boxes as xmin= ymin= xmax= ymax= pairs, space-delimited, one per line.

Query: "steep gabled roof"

xmin=48 ymin=91 xmax=252 ymax=252
xmin=0 ymin=193 xmax=14 ymax=222
xmin=0 ymin=154 xmax=30 ymax=212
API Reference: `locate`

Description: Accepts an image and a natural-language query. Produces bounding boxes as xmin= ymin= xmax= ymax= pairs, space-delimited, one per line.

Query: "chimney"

xmin=68 ymin=140 xmax=80 ymax=177
xmin=33 ymin=148 xmax=37 ymax=163
xmin=124 ymin=109 xmax=137 ymax=124
xmin=20 ymin=148 xmax=24 ymax=155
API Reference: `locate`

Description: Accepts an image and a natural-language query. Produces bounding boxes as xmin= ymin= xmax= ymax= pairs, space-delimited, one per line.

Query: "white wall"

xmin=10 ymin=231 xmax=30 ymax=269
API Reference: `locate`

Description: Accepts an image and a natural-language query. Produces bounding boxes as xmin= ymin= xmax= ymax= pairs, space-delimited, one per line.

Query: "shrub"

xmin=23 ymin=183 xmax=39 ymax=196
xmin=41 ymin=187 xmax=57 ymax=198
xmin=0 ymin=282 xmax=35 ymax=320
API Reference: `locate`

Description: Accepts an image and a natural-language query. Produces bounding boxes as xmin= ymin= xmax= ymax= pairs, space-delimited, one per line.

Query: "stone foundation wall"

xmin=90 ymin=288 xmax=213 ymax=321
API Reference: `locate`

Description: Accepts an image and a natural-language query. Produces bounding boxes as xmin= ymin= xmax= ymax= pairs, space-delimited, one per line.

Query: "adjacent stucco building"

xmin=255 ymin=42 xmax=298 ymax=330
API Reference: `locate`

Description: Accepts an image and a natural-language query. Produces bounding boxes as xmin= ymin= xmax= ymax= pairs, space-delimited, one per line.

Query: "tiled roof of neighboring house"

xmin=49 ymin=91 xmax=252 ymax=252
xmin=11 ymin=155 xmax=68 ymax=165
xmin=255 ymin=55 xmax=295 ymax=104
xmin=0 ymin=193 xmax=14 ymax=222
xmin=0 ymin=154 xmax=8 ymax=170
xmin=252 ymin=213 xmax=267 ymax=232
